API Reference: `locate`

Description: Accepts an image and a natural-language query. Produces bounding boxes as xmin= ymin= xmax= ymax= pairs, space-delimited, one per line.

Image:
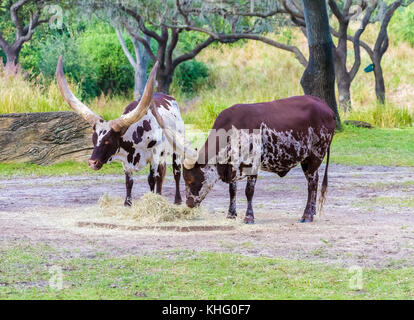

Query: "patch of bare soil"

xmin=1 ymin=164 xmax=414 ymax=268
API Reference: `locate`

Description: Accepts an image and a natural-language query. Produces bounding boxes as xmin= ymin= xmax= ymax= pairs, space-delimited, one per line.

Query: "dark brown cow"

xmin=56 ymin=57 xmax=185 ymax=205
xmin=151 ymin=95 xmax=336 ymax=223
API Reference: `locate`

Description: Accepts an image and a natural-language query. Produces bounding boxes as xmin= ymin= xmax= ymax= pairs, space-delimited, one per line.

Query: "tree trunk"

xmin=337 ymin=78 xmax=352 ymax=112
xmin=301 ymin=0 xmax=341 ymax=128
xmin=373 ymin=60 xmax=386 ymax=105
xmin=133 ymin=37 xmax=150 ymax=100
xmin=134 ymin=67 xmax=147 ymax=100
xmin=157 ymin=71 xmax=173 ymax=94
xmin=3 ymin=47 xmax=20 ymax=74
xmin=335 ymin=59 xmax=352 ymax=112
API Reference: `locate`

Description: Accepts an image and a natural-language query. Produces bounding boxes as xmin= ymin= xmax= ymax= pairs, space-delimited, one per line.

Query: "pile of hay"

xmin=98 ymin=193 xmax=205 ymax=224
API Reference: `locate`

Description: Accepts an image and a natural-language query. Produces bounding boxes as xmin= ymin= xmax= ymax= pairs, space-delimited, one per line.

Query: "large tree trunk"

xmin=157 ymin=71 xmax=173 ymax=94
xmin=0 ymin=112 xmax=93 ymax=164
xmin=3 ymin=46 xmax=20 ymax=74
xmin=301 ymin=0 xmax=341 ymax=128
xmin=373 ymin=59 xmax=386 ymax=105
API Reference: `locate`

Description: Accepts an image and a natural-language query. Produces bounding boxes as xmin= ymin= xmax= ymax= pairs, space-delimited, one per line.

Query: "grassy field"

xmin=0 ymin=125 xmax=413 ymax=177
xmin=330 ymin=126 xmax=414 ymax=167
xmin=0 ymin=244 xmax=413 ymax=299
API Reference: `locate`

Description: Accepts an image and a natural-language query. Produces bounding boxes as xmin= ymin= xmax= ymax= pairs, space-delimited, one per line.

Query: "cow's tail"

xmin=318 ymin=146 xmax=330 ymax=216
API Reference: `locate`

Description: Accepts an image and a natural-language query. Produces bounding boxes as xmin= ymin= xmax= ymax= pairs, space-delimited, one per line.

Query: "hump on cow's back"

xmin=122 ymin=93 xmax=177 ymax=115
xmin=122 ymin=101 xmax=140 ymax=115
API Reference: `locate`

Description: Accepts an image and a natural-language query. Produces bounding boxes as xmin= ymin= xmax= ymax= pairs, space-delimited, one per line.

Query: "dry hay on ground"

xmin=98 ymin=192 xmax=206 ymax=224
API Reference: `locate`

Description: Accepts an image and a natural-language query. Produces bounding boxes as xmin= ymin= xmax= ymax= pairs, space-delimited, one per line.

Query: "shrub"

xmin=78 ymin=24 xmax=134 ymax=97
xmin=343 ymin=104 xmax=413 ymax=128
xmin=173 ymin=60 xmax=210 ymax=95
xmin=18 ymin=19 xmax=135 ymax=100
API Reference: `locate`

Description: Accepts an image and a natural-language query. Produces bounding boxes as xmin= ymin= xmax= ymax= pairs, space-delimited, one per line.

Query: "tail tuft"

xmin=318 ymin=146 xmax=330 ymax=216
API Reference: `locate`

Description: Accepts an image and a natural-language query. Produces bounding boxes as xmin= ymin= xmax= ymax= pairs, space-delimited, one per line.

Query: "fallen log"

xmin=0 ymin=111 xmax=93 ymax=164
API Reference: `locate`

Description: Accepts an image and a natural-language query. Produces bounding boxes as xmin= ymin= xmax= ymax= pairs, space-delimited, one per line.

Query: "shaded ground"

xmin=1 ymin=164 xmax=414 ymax=268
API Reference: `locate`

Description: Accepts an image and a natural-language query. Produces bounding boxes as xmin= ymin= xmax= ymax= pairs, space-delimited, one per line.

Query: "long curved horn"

xmin=150 ymin=103 xmax=198 ymax=169
xmin=109 ymin=61 xmax=159 ymax=133
xmin=56 ymin=56 xmax=102 ymax=126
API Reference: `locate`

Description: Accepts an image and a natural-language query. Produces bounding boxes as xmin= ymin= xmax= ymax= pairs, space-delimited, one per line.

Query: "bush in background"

xmin=172 ymin=60 xmax=210 ymax=96
xmin=17 ymin=19 xmax=134 ymax=100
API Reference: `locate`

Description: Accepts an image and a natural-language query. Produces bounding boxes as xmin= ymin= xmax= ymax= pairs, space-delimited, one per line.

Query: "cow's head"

xmin=56 ymin=56 xmax=158 ymax=170
xmin=150 ymin=105 xmax=217 ymax=207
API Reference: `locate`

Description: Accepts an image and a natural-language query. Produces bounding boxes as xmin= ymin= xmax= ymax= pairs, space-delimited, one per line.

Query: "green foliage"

xmin=78 ymin=23 xmax=134 ymax=98
xmin=35 ymin=34 xmax=99 ymax=100
xmin=390 ymin=4 xmax=414 ymax=47
xmin=17 ymin=18 xmax=135 ymax=100
xmin=173 ymin=60 xmax=210 ymax=95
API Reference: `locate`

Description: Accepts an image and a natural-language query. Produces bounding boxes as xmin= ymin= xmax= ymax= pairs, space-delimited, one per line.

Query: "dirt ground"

xmin=1 ymin=164 xmax=414 ymax=268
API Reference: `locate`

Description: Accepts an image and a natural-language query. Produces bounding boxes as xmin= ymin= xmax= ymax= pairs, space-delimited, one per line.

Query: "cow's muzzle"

xmin=186 ymin=197 xmax=199 ymax=208
xmin=88 ymin=159 xmax=102 ymax=170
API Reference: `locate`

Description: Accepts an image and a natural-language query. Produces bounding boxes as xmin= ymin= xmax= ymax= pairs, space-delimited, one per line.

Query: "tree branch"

xmin=167 ymin=27 xmax=181 ymax=67
xmin=123 ymin=21 xmax=156 ymax=62
xmin=282 ymin=0 xmax=304 ymax=19
xmin=180 ymin=26 xmax=308 ymax=67
xmin=328 ymin=0 xmax=346 ymax=22
xmin=119 ymin=5 xmax=163 ymax=43
xmin=113 ymin=25 xmax=137 ymax=69
xmin=172 ymin=36 xmax=216 ymax=69
xmin=349 ymin=3 xmax=376 ymax=80
xmin=330 ymin=27 xmax=374 ymax=59
xmin=10 ymin=0 xmax=30 ymax=38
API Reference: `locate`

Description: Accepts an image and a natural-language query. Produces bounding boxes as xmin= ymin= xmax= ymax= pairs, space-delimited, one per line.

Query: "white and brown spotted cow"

xmin=56 ymin=57 xmax=184 ymax=205
xmin=151 ymin=95 xmax=336 ymax=224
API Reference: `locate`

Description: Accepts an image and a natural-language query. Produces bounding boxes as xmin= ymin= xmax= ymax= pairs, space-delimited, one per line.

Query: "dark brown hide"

xmin=123 ymin=93 xmax=175 ymax=115
xmin=183 ymin=95 xmax=336 ymax=223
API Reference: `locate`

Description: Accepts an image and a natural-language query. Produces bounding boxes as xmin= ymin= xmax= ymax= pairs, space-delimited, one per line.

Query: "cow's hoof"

xmin=244 ymin=216 xmax=254 ymax=224
xmin=226 ymin=213 xmax=237 ymax=219
xmin=299 ymin=216 xmax=313 ymax=223
xmin=124 ymin=199 xmax=132 ymax=207
xmin=174 ymin=199 xmax=182 ymax=205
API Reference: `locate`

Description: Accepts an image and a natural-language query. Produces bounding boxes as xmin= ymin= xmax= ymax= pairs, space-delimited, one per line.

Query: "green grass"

xmin=1 ymin=244 xmax=413 ymax=299
xmin=0 ymin=161 xmax=124 ymax=177
xmin=330 ymin=126 xmax=414 ymax=166
xmin=355 ymin=196 xmax=414 ymax=209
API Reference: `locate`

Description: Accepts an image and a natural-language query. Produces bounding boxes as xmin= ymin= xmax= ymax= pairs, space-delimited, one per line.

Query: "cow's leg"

xmin=172 ymin=153 xmax=182 ymax=204
xmin=244 ymin=175 xmax=257 ymax=224
xmin=148 ymin=165 xmax=156 ymax=192
xmin=227 ymin=181 xmax=237 ymax=219
xmin=300 ymin=158 xmax=320 ymax=223
xmin=155 ymin=162 xmax=166 ymax=195
xmin=124 ymin=171 xmax=133 ymax=207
